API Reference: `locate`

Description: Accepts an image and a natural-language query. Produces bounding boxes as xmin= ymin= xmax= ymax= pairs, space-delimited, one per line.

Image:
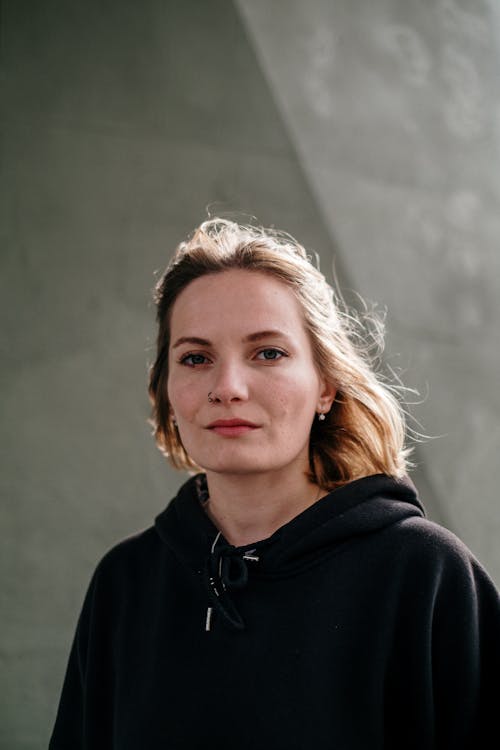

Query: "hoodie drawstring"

xmin=203 ymin=531 xmax=259 ymax=632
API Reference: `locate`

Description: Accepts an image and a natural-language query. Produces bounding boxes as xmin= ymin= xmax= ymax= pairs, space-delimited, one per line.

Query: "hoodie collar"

xmin=154 ymin=472 xmax=425 ymax=576
xmin=155 ymin=473 xmax=425 ymax=632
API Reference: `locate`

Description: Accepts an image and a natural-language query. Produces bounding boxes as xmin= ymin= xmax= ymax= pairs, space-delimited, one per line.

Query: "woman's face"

xmin=167 ymin=269 xmax=335 ymax=480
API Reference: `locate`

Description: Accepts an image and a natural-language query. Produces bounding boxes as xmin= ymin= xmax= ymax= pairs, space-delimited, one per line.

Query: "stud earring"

xmin=318 ymin=412 xmax=326 ymax=421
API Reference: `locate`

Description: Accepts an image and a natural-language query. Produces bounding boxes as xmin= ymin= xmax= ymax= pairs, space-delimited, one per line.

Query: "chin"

xmin=199 ymin=460 xmax=271 ymax=475
xmin=204 ymin=458 xmax=306 ymax=478
xmin=186 ymin=437 xmax=306 ymax=477
xmin=194 ymin=451 xmax=278 ymax=476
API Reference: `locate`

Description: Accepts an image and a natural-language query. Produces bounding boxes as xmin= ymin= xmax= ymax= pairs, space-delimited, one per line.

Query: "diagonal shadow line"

xmin=232 ymin=0 xmax=450 ymax=529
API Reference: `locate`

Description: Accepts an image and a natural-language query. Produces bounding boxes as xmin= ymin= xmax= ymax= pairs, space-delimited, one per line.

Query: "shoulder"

xmin=87 ymin=524 xmax=165 ymax=592
xmin=102 ymin=523 xmax=160 ymax=560
xmin=73 ymin=524 xmax=168 ymax=632
xmin=381 ymin=512 xmax=476 ymax=562
xmin=382 ymin=515 xmax=499 ymax=605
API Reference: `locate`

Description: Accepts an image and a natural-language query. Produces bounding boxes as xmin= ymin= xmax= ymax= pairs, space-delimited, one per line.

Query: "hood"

xmin=154 ymin=473 xmax=425 ymax=632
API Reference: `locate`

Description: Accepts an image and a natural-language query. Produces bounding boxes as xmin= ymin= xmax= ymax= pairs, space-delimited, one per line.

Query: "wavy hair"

xmin=148 ymin=218 xmax=412 ymax=489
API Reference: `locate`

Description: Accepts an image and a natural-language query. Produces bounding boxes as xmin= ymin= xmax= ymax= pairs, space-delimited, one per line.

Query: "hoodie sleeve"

xmin=48 ymin=559 xmax=115 ymax=750
xmin=429 ymin=542 xmax=500 ymax=749
xmin=384 ymin=521 xmax=500 ymax=750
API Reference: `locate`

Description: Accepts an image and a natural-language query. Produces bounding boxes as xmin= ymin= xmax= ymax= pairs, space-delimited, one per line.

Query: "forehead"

xmin=169 ymin=269 xmax=307 ymax=339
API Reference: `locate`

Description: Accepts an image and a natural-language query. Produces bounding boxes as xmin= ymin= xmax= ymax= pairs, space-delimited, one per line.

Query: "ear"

xmin=317 ymin=380 xmax=337 ymax=414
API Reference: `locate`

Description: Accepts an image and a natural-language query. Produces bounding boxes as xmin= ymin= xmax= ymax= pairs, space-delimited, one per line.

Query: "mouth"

xmin=207 ymin=418 xmax=260 ymax=437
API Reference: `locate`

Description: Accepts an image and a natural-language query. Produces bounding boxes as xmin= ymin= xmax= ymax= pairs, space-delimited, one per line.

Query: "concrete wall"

xmin=1 ymin=1 xmax=339 ymax=745
xmin=2 ymin=0 xmax=499 ymax=746
xmin=237 ymin=0 xmax=500 ymax=574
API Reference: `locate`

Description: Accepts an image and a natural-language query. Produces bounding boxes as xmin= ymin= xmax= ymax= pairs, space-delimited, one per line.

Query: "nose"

xmin=209 ymin=359 xmax=249 ymax=405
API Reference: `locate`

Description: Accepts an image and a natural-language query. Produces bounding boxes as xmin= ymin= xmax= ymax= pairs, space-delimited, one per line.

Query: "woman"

xmin=49 ymin=219 xmax=500 ymax=749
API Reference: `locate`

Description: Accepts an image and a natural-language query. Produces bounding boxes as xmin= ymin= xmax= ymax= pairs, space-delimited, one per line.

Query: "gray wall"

xmin=237 ymin=0 xmax=500 ymax=572
xmin=1 ymin=1 xmax=498 ymax=747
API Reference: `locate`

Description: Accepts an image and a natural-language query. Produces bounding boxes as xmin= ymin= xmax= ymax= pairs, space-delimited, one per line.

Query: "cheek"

xmin=168 ymin=378 xmax=198 ymax=418
xmin=270 ymin=377 xmax=317 ymax=423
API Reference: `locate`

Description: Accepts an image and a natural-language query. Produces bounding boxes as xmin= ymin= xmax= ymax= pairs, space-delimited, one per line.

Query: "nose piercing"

xmin=208 ymin=392 xmax=218 ymax=403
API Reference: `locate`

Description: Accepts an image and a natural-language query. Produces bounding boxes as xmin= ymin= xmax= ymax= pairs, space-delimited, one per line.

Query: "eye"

xmin=179 ymin=353 xmax=210 ymax=367
xmin=256 ymin=348 xmax=287 ymax=361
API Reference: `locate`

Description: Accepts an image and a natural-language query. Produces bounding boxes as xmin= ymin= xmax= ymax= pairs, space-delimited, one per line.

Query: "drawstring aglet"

xmin=242 ymin=553 xmax=259 ymax=562
xmin=205 ymin=606 xmax=213 ymax=632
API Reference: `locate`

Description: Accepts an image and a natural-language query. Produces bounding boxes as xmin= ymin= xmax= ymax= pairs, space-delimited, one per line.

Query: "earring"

xmin=318 ymin=412 xmax=326 ymax=421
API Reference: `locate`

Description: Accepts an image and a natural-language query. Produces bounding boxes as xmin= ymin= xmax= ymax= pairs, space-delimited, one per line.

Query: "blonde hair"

xmin=148 ymin=218 xmax=412 ymax=489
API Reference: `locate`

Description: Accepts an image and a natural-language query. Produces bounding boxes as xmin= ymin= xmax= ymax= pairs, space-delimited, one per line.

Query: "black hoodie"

xmin=49 ymin=473 xmax=500 ymax=749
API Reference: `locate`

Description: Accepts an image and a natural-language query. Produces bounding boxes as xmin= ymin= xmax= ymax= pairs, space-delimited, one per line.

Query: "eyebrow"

xmin=172 ymin=330 xmax=290 ymax=349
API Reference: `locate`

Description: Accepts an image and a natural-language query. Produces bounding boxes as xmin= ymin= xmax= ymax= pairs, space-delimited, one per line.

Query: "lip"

xmin=207 ymin=418 xmax=259 ymax=428
xmin=207 ymin=418 xmax=260 ymax=437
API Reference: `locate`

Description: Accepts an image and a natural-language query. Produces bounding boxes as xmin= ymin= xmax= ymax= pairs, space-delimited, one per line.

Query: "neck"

xmin=202 ymin=469 xmax=324 ymax=547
